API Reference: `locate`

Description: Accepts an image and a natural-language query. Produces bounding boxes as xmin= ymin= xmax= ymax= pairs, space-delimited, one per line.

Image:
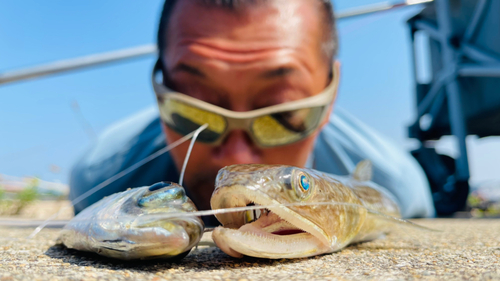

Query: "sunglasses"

xmin=152 ymin=62 xmax=339 ymax=148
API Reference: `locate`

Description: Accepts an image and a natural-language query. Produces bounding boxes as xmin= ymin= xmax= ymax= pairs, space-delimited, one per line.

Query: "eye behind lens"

xmin=252 ymin=107 xmax=324 ymax=147
xmin=161 ymin=99 xmax=227 ymax=143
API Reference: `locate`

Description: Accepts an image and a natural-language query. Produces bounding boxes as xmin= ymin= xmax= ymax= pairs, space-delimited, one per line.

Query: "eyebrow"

xmin=172 ymin=63 xmax=206 ymax=77
xmin=261 ymin=67 xmax=295 ymax=79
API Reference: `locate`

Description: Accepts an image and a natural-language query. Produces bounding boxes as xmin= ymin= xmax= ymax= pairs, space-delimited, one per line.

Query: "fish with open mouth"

xmin=210 ymin=161 xmax=401 ymax=259
xmin=57 ymin=182 xmax=204 ymax=260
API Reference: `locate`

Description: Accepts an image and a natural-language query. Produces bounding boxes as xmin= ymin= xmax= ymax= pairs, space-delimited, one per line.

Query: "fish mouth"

xmin=210 ymin=185 xmax=330 ymax=259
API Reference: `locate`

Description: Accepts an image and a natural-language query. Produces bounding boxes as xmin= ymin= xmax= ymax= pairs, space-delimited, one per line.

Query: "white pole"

xmin=337 ymin=0 xmax=433 ymax=19
xmin=0 ymin=44 xmax=157 ymax=85
xmin=0 ymin=0 xmax=433 ymax=86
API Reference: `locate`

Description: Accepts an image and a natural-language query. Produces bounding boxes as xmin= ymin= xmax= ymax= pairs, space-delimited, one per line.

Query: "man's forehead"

xmin=166 ymin=0 xmax=322 ymax=52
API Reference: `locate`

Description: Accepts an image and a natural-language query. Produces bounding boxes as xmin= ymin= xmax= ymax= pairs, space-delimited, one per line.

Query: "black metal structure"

xmin=408 ymin=0 xmax=500 ymax=215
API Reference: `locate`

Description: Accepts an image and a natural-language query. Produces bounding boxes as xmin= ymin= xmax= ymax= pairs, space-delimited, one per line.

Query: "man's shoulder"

xmin=315 ymin=108 xmax=435 ymax=218
xmin=317 ymin=107 xmax=415 ymax=173
xmin=69 ymin=106 xmax=177 ymax=213
xmin=83 ymin=106 xmax=164 ymax=165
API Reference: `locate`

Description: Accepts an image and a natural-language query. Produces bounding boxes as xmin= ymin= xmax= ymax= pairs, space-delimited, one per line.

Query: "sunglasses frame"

xmin=152 ymin=61 xmax=339 ymax=147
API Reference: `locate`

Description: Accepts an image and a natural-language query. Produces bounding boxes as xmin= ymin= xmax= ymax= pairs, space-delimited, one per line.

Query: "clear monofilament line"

xmin=179 ymin=124 xmax=208 ymax=186
xmin=60 ymin=201 xmax=372 ymax=223
xmin=3 ymin=201 xmax=438 ymax=232
xmin=68 ymin=201 xmax=436 ymax=232
xmin=0 ymin=202 xmax=356 ymax=228
xmin=123 ymin=201 xmax=368 ymax=220
xmin=28 ymin=125 xmax=208 ymax=239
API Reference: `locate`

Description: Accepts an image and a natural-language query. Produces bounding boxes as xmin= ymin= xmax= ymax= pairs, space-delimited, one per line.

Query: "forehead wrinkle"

xmin=166 ymin=0 xmax=321 ymax=56
xmin=165 ymin=0 xmax=325 ymax=76
xmin=166 ymin=38 xmax=312 ymax=74
xmin=186 ymin=42 xmax=298 ymax=64
xmin=164 ymin=0 xmax=328 ymax=102
xmin=181 ymin=38 xmax=286 ymax=54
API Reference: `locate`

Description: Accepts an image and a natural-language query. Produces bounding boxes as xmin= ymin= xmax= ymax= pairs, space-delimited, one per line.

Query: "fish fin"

xmin=352 ymin=160 xmax=373 ymax=182
xmin=367 ymin=209 xmax=441 ymax=232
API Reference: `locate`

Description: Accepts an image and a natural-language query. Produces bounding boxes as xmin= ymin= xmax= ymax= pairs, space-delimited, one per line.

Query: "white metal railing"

xmin=0 ymin=0 xmax=432 ymax=85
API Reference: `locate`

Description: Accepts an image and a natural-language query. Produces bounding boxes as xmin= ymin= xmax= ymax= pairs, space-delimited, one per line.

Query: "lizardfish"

xmin=211 ymin=161 xmax=401 ymax=259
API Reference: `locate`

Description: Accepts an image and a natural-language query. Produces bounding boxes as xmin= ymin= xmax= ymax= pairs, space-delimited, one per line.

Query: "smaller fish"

xmin=57 ymin=182 xmax=204 ymax=260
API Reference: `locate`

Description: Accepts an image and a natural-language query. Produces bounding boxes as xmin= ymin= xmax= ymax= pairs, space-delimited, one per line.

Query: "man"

xmin=70 ymin=0 xmax=435 ymax=223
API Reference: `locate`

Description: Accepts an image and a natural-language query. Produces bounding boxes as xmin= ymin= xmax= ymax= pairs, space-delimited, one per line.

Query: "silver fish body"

xmin=58 ymin=182 xmax=204 ymax=260
xmin=211 ymin=161 xmax=401 ymax=259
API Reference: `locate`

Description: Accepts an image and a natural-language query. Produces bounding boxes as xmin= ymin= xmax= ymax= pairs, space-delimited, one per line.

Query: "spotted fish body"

xmin=210 ymin=161 xmax=401 ymax=259
xmin=58 ymin=182 xmax=203 ymax=260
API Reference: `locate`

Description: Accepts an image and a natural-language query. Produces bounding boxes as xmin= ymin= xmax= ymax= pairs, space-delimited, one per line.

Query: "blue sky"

xmin=1 ymin=0 xmax=498 ymax=186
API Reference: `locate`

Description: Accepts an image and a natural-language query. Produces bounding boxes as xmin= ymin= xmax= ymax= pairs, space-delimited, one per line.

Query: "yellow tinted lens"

xmin=160 ymin=99 xmax=226 ymax=142
xmin=167 ymin=99 xmax=225 ymax=133
xmin=252 ymin=107 xmax=323 ymax=146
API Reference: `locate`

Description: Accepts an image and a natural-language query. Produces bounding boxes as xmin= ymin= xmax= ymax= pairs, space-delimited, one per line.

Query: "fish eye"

xmin=299 ymin=174 xmax=310 ymax=192
xmin=139 ymin=183 xmax=187 ymax=208
xmin=148 ymin=182 xmax=173 ymax=191
xmin=285 ymin=170 xmax=313 ymax=201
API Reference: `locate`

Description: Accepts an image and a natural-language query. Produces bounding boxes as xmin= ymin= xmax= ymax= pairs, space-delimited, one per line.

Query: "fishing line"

xmin=1 ymin=201 xmax=438 ymax=232
xmin=0 ymin=219 xmax=69 ymax=228
xmin=0 ymin=202 xmax=360 ymax=227
xmin=51 ymin=201 xmax=437 ymax=232
xmin=131 ymin=201 xmax=368 ymax=220
xmin=179 ymin=124 xmax=208 ymax=186
xmin=27 ymin=125 xmax=208 ymax=239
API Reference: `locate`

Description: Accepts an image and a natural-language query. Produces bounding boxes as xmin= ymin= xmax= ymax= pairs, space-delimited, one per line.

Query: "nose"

xmin=211 ymin=130 xmax=261 ymax=166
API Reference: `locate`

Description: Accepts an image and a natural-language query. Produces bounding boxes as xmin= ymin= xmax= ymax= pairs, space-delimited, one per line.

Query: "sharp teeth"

xmin=244 ymin=205 xmax=267 ymax=223
xmin=255 ymin=209 xmax=262 ymax=219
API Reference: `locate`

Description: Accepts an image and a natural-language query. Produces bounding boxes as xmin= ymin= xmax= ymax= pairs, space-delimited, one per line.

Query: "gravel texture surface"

xmin=0 ymin=200 xmax=73 ymax=220
xmin=1 ymin=219 xmax=499 ymax=280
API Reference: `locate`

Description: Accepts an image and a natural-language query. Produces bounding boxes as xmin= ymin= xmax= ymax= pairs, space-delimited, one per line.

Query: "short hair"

xmin=156 ymin=0 xmax=338 ymax=67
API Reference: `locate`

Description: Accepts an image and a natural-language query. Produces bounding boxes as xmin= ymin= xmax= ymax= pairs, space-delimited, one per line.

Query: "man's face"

xmin=161 ymin=0 xmax=338 ymax=210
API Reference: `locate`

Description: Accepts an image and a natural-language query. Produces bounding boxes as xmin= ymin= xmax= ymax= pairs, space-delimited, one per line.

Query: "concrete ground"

xmin=1 ymin=219 xmax=499 ymax=280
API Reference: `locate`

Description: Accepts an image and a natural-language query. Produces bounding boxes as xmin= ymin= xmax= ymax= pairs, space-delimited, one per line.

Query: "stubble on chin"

xmin=182 ymin=167 xmax=221 ymax=211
